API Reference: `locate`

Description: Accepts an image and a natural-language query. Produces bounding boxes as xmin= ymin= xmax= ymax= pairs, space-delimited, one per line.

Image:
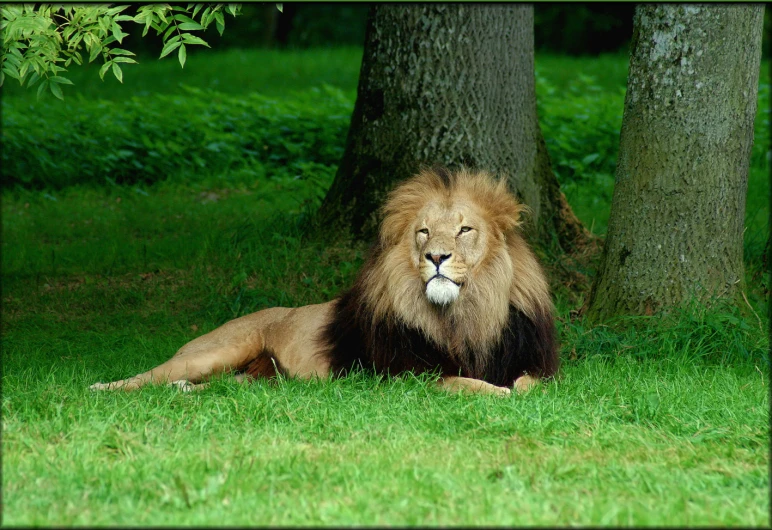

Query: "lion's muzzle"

xmin=425 ymin=275 xmax=461 ymax=305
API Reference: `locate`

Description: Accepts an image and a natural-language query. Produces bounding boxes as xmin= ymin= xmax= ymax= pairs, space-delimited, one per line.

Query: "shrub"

xmin=1 ymin=85 xmax=352 ymax=189
xmin=535 ymin=71 xmax=625 ymax=187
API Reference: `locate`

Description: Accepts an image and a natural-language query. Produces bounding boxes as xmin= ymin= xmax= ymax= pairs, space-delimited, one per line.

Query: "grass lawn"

xmin=2 ymin=47 xmax=769 ymax=526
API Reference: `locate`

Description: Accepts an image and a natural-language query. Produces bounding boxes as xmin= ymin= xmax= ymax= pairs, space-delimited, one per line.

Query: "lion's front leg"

xmin=438 ymin=375 xmax=512 ymax=396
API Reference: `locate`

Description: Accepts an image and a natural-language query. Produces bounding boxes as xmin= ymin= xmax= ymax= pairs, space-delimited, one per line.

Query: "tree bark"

xmin=585 ymin=4 xmax=764 ymax=320
xmin=317 ymin=4 xmax=586 ymax=250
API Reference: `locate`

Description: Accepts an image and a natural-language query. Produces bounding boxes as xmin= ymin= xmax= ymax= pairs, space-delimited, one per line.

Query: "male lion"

xmin=91 ymin=167 xmax=558 ymax=395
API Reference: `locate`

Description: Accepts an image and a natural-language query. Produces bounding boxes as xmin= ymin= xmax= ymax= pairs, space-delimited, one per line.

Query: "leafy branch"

xmin=0 ymin=3 xmax=242 ymax=99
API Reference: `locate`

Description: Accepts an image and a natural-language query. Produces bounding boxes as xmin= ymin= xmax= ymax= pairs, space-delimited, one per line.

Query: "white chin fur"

xmin=425 ymin=277 xmax=460 ymax=305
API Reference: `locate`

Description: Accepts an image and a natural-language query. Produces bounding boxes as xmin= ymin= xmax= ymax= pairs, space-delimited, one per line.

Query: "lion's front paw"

xmin=88 ymin=377 xmax=142 ymax=391
xmin=514 ymin=375 xmax=538 ymax=394
xmin=169 ymin=380 xmax=209 ymax=392
xmin=169 ymin=379 xmax=194 ymax=392
xmin=494 ymin=385 xmax=512 ymax=396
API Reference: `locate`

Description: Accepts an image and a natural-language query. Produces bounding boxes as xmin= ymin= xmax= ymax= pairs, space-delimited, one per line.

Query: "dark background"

xmin=120 ymin=3 xmax=770 ymax=60
xmin=120 ymin=4 xmax=638 ymax=56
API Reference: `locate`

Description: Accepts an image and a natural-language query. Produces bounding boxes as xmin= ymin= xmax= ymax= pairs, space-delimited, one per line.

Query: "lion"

xmin=90 ymin=167 xmax=558 ymax=396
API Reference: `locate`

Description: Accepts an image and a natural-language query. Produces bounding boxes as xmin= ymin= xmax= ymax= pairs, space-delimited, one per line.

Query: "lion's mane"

xmin=321 ymin=167 xmax=558 ymax=386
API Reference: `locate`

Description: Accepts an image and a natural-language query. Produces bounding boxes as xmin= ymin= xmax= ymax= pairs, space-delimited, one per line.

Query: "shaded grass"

xmin=0 ymin=47 xmax=364 ymax=101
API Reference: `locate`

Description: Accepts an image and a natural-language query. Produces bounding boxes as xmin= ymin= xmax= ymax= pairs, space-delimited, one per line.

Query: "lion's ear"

xmin=486 ymin=181 xmax=528 ymax=234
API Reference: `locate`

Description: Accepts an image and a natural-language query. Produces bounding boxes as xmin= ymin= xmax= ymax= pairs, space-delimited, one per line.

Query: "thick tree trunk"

xmin=317 ymin=4 xmax=586 ymax=249
xmin=585 ymin=5 xmax=764 ymax=320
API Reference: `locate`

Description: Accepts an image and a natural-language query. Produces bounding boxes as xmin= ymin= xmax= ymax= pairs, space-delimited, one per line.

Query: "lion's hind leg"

xmin=90 ymin=340 xmax=259 ymax=392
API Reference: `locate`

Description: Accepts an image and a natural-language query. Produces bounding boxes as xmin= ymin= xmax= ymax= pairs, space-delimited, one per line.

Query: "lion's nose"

xmin=426 ymin=253 xmax=452 ymax=266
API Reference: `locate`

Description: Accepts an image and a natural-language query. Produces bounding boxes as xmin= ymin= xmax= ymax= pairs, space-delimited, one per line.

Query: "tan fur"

xmin=90 ymin=168 xmax=553 ymax=395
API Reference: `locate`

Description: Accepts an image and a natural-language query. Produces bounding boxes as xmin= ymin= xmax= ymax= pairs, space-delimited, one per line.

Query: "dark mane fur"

xmin=320 ymin=271 xmax=559 ymax=387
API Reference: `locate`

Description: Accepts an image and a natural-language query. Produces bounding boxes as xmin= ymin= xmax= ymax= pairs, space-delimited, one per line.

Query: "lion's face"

xmin=361 ymin=168 xmax=550 ymax=351
xmin=412 ymin=200 xmax=491 ymax=305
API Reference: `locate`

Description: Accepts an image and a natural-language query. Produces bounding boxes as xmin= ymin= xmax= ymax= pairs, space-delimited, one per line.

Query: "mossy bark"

xmin=585 ymin=5 xmax=764 ymax=320
xmin=317 ymin=4 xmax=586 ymax=250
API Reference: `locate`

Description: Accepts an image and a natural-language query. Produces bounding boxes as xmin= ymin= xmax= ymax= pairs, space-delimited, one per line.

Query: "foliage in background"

xmin=535 ymin=70 xmax=624 ymax=235
xmin=0 ymin=3 xmax=241 ymax=98
xmin=1 ymin=49 xmax=767 ymax=302
xmin=0 ymin=55 xmax=629 ymax=194
xmin=1 ymin=85 xmax=350 ymax=190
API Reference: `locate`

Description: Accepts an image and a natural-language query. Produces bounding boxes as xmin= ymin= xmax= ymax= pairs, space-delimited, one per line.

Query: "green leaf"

xmin=18 ymin=59 xmax=30 ymax=80
xmin=112 ymin=62 xmax=123 ymax=83
xmin=111 ymin=57 xmax=137 ymax=65
xmin=111 ymin=48 xmax=136 ymax=56
xmin=4 ymin=53 xmax=21 ymax=68
xmin=98 ymin=15 xmax=111 ymax=36
xmin=111 ymin=21 xmax=128 ymax=44
xmin=49 ymin=79 xmax=64 ymax=100
xmin=106 ymin=5 xmax=130 ymax=16
xmin=173 ymin=14 xmax=198 ymax=25
xmin=276 ymin=3 xmax=283 ymax=13
xmin=36 ymin=78 xmax=47 ymax=99
xmin=159 ymin=39 xmax=181 ymax=59
xmin=163 ymin=24 xmax=176 ymax=41
xmin=178 ymin=43 xmax=186 ymax=69
xmin=3 ymin=62 xmax=21 ymax=81
xmin=67 ymin=33 xmax=83 ymax=52
xmin=200 ymin=7 xmax=212 ymax=27
xmin=26 ymin=71 xmax=41 ymax=88
xmin=89 ymin=43 xmax=102 ymax=63
xmin=215 ymin=11 xmax=225 ymax=36
xmin=177 ymin=22 xmax=203 ymax=31
xmin=99 ymin=60 xmax=111 ymax=80
xmin=49 ymin=75 xmax=73 ymax=85
xmin=180 ymin=33 xmax=209 ymax=47
xmin=134 ymin=8 xmax=154 ymax=37
xmin=203 ymin=10 xmax=216 ymax=29
xmin=0 ymin=71 xmax=4 ymax=88
xmin=153 ymin=5 xmax=169 ymax=24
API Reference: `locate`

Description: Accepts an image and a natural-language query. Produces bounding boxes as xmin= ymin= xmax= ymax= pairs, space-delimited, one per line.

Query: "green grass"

xmin=2 ymin=47 xmax=770 ymax=526
xmin=3 ymin=361 xmax=767 ymax=525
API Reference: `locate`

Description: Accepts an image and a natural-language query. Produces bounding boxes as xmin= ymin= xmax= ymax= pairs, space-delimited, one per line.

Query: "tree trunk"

xmin=317 ymin=4 xmax=586 ymax=250
xmin=259 ymin=4 xmax=278 ymax=48
xmin=585 ymin=4 xmax=764 ymax=320
xmin=273 ymin=3 xmax=296 ymax=48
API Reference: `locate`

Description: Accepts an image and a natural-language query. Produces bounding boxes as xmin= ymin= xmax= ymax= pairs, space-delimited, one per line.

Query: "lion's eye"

xmin=417 ymin=228 xmax=429 ymax=236
xmin=458 ymin=226 xmax=473 ymax=235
